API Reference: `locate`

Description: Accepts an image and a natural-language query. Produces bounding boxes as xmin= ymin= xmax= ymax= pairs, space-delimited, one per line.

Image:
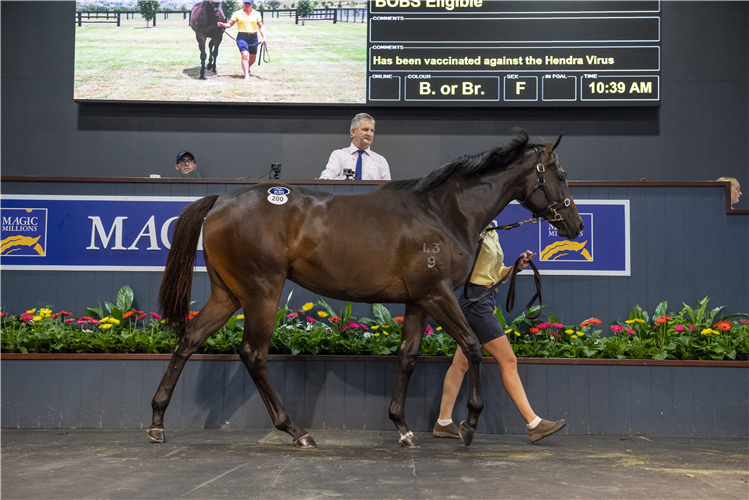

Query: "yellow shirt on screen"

xmin=231 ymin=9 xmax=261 ymax=33
xmin=470 ymin=229 xmax=510 ymax=287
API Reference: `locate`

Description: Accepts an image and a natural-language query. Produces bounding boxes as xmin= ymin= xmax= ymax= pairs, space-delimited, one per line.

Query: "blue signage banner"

xmin=1 ymin=196 xmax=629 ymax=275
xmin=494 ymin=200 xmax=630 ymax=276
xmin=1 ymin=195 xmax=202 ymax=271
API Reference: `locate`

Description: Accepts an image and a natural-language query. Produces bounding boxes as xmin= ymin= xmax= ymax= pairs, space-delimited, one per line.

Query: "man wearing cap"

xmin=218 ymin=0 xmax=267 ymax=80
xmin=175 ymin=152 xmax=202 ymax=178
xmin=318 ymin=113 xmax=391 ymax=181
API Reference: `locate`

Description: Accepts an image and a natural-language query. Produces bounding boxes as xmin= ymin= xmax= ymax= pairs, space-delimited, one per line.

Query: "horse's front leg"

xmin=388 ymin=302 xmax=429 ymax=448
xmin=418 ymin=285 xmax=484 ymax=446
xmin=208 ymin=39 xmax=219 ymax=74
xmin=147 ymin=294 xmax=236 ymax=443
xmin=196 ymin=35 xmax=207 ymax=80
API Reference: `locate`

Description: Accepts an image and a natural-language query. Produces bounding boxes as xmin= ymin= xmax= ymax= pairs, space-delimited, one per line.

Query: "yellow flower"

xmin=505 ymin=328 xmax=513 ymax=334
xmin=384 ymin=332 xmax=389 ymax=336
xmin=514 ymin=331 xmax=521 ymax=337
xmin=160 ymin=319 xmax=167 ymax=324
xmin=99 ymin=323 xmax=113 ymax=329
xmin=40 ymin=308 xmax=52 ymax=318
xmin=302 ymin=303 xmax=314 ymax=311
xmin=571 ymin=335 xmax=578 ymax=339
xmin=32 ymin=315 xmax=42 ymax=321
xmin=635 ymin=318 xmax=645 ymax=323
xmin=577 ymin=331 xmax=585 ymax=336
xmin=374 ymin=333 xmax=380 ymax=337
xmin=565 ymin=329 xmax=574 ymax=334
xmin=317 ymin=311 xmax=328 ymax=318
xmin=26 ymin=308 xmax=36 ymax=314
xmin=701 ymin=328 xmax=718 ymax=336
xmin=625 ymin=319 xmax=635 ymax=324
xmin=236 ymin=314 xmax=245 ymax=320
xmin=371 ymin=325 xmax=379 ymax=330
xmin=380 ymin=325 xmax=389 ymax=328
xmin=436 ymin=326 xmax=442 ymax=331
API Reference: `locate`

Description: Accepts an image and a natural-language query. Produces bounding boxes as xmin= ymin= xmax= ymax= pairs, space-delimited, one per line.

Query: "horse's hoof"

xmin=459 ymin=421 xmax=474 ymax=446
xmin=399 ymin=431 xmax=421 ymax=448
xmin=146 ymin=427 xmax=165 ymax=443
xmin=199 ymin=75 xmax=206 ymax=80
xmin=293 ymin=434 xmax=316 ymax=448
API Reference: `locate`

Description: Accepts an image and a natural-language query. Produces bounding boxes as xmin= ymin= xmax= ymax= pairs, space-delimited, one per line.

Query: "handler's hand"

xmin=517 ymin=250 xmax=536 ymax=271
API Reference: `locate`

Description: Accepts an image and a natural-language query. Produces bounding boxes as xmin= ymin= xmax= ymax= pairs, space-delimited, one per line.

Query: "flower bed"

xmin=2 ymin=287 xmax=747 ymax=361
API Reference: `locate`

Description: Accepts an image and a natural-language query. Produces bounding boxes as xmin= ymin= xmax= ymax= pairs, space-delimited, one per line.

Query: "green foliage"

xmin=137 ymin=0 xmax=160 ymax=27
xmin=2 ymin=293 xmax=747 ymax=360
xmin=296 ymin=0 xmax=314 ymax=22
xmin=220 ymin=0 xmax=239 ymax=20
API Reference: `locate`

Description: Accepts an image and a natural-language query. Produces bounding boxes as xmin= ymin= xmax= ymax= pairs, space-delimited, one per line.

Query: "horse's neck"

xmin=437 ymin=162 xmax=529 ymax=241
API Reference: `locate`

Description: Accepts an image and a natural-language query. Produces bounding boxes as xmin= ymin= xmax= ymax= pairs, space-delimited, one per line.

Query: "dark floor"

xmin=1 ymin=429 xmax=747 ymax=499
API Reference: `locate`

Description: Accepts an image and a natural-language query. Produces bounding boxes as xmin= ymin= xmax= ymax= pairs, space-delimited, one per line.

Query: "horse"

xmin=148 ymin=128 xmax=584 ymax=449
xmin=190 ymin=0 xmax=225 ymax=80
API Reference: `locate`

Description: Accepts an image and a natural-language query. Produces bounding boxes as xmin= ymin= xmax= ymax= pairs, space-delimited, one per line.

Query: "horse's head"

xmin=517 ymin=134 xmax=584 ymax=239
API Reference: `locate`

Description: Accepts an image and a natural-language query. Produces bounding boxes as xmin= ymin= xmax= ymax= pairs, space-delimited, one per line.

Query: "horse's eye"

xmin=558 ymin=175 xmax=566 ymax=183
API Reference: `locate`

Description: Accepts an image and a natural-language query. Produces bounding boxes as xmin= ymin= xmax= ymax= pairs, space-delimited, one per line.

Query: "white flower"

xmin=364 ymin=332 xmax=374 ymax=338
xmin=306 ymin=324 xmax=313 ymax=331
xmin=285 ymin=325 xmax=294 ymax=329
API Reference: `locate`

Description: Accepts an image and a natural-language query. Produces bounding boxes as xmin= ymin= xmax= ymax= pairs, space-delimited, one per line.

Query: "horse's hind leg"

xmin=196 ymin=34 xmax=207 ymax=80
xmin=147 ymin=285 xmax=239 ymax=443
xmin=388 ymin=302 xmax=429 ymax=448
xmin=238 ymin=295 xmax=315 ymax=448
xmin=208 ymin=39 xmax=219 ymax=73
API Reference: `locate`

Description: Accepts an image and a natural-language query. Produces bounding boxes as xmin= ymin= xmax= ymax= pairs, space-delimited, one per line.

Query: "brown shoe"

xmin=433 ymin=421 xmax=461 ymax=438
xmin=527 ymin=419 xmax=566 ymax=443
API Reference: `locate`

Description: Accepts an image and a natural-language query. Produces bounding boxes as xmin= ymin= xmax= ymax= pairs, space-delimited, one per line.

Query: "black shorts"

xmin=237 ymin=32 xmax=259 ymax=54
xmin=459 ymin=284 xmax=506 ymax=345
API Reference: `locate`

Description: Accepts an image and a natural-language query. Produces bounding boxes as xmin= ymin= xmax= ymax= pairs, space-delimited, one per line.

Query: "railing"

xmin=295 ymin=8 xmax=367 ymax=25
xmin=75 ymin=10 xmax=193 ymax=27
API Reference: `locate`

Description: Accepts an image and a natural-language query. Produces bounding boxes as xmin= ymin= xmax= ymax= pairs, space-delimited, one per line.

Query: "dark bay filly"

xmin=149 ymin=129 xmax=584 ymax=448
xmin=191 ymin=0 xmax=225 ymax=80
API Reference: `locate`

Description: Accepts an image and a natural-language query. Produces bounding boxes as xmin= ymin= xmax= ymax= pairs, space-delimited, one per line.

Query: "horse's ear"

xmin=547 ymin=133 xmax=563 ymax=154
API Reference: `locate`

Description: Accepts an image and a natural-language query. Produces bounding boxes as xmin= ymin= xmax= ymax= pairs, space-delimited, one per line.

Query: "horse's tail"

xmin=158 ymin=195 xmax=219 ymax=328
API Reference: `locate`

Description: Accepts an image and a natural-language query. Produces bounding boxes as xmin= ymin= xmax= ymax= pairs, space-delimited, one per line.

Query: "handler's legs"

xmin=241 ymin=50 xmax=250 ymax=78
xmin=438 ymin=346 xmax=469 ymax=421
xmin=482 ymin=336 xmax=536 ymax=423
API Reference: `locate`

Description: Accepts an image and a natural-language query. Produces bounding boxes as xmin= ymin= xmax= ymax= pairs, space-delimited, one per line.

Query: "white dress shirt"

xmin=319 ymin=143 xmax=391 ymax=180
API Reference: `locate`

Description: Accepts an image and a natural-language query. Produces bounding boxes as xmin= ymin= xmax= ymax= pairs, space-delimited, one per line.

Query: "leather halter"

xmin=518 ymin=147 xmax=573 ymax=222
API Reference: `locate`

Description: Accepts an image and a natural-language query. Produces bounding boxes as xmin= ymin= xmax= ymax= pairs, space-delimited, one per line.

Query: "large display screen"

xmin=74 ymin=0 xmax=660 ymax=106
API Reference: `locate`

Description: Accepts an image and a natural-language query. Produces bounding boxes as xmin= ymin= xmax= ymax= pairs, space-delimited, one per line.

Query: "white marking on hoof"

xmin=399 ymin=430 xmax=414 ymax=443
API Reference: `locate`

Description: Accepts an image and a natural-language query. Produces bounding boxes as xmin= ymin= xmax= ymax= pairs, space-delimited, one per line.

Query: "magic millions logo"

xmin=1 ymin=208 xmax=48 ymax=256
xmin=540 ymin=213 xmax=593 ymax=261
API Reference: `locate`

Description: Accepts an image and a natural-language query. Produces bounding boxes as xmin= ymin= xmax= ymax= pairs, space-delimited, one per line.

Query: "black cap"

xmin=176 ymin=151 xmax=194 ymax=163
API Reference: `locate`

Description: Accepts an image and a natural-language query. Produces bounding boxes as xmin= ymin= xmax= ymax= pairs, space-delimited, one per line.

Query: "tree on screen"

xmin=221 ymin=0 xmax=240 ymax=18
xmin=138 ymin=0 xmax=160 ymax=27
xmin=268 ymin=0 xmax=282 ymax=9
xmin=296 ymin=0 xmax=314 ymax=25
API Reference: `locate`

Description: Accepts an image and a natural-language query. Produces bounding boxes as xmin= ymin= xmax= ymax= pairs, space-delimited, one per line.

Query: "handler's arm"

xmin=217 ymin=19 xmax=235 ymax=28
xmin=258 ymin=20 xmax=267 ymax=41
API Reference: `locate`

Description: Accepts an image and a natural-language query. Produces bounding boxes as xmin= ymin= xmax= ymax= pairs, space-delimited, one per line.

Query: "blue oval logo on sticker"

xmin=268 ymin=187 xmax=290 ymax=196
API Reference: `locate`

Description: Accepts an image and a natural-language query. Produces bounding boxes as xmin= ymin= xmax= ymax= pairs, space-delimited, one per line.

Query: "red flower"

xmin=132 ymin=309 xmax=144 ymax=315
xmin=21 ymin=313 xmax=34 ymax=322
xmin=713 ymin=320 xmax=732 ymax=332
xmin=51 ymin=312 xmax=63 ymax=319
xmin=654 ymin=316 xmax=672 ymax=325
xmin=136 ymin=314 xmax=147 ymax=321
xmin=122 ymin=310 xmax=135 ymax=319
xmin=588 ymin=318 xmax=602 ymax=325
xmin=186 ymin=311 xmax=199 ymax=321
xmin=329 ymin=316 xmax=341 ymax=323
xmin=150 ymin=312 xmax=161 ymax=320
xmin=61 ymin=311 xmax=72 ymax=316
xmin=394 ymin=317 xmax=405 ymax=323
xmin=580 ymin=320 xmax=590 ymax=327
xmin=1 ymin=312 xmax=8 ymax=319
xmin=424 ymin=325 xmax=434 ymax=335
xmin=529 ymin=327 xmax=540 ymax=334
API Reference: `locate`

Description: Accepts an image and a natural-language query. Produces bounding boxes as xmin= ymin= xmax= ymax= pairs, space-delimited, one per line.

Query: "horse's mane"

xmin=383 ymin=128 xmax=542 ymax=194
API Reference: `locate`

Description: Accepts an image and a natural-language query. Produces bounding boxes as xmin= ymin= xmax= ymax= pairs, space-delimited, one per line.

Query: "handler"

xmin=433 ymin=227 xmax=566 ymax=444
xmin=218 ymin=0 xmax=267 ymax=80
xmin=318 ymin=113 xmax=391 ymax=180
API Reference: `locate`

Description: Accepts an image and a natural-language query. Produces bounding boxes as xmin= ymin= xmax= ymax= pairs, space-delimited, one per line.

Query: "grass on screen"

xmin=74 ymin=16 xmax=366 ymax=103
